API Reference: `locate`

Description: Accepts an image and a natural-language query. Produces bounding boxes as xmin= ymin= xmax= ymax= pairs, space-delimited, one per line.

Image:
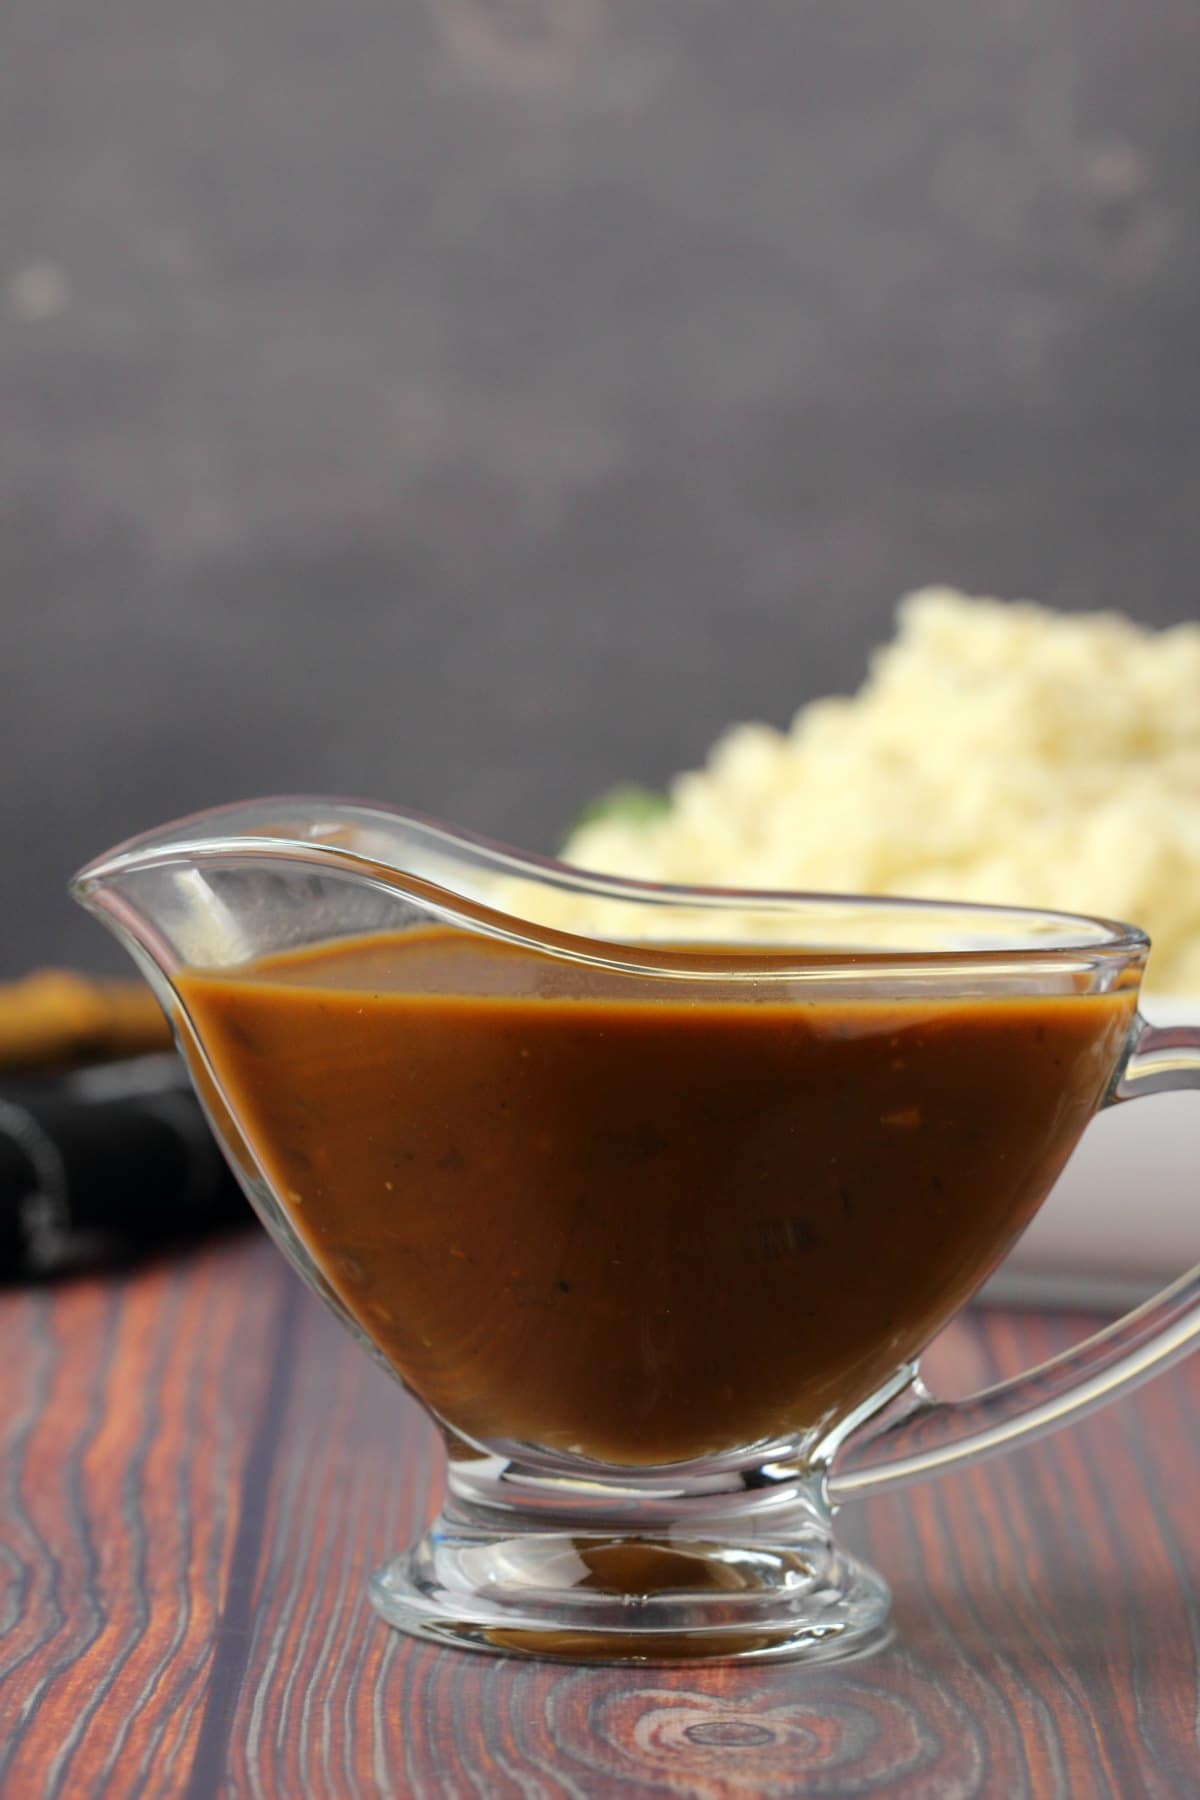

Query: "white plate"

xmin=981 ymin=999 xmax=1199 ymax=1310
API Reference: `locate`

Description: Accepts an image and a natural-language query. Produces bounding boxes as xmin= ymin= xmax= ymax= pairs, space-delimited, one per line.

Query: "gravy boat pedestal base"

xmin=369 ymin=1455 xmax=890 ymax=1664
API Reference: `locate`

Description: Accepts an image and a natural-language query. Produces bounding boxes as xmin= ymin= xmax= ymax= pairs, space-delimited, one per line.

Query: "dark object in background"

xmin=0 ymin=1055 xmax=248 ymax=1282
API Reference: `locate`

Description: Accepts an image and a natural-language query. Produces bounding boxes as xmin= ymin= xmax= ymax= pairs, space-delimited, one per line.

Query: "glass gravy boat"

xmin=73 ymin=797 xmax=1200 ymax=1664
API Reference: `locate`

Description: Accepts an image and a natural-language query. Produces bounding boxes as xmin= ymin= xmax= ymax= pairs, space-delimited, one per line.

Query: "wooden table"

xmin=2 ymin=1231 xmax=1198 ymax=1798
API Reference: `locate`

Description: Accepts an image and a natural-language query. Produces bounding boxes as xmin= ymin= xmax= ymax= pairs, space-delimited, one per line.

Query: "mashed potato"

xmin=555 ymin=589 xmax=1200 ymax=994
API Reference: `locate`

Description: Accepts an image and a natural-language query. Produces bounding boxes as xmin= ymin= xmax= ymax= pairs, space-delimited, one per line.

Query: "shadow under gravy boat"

xmin=72 ymin=797 xmax=1200 ymax=1664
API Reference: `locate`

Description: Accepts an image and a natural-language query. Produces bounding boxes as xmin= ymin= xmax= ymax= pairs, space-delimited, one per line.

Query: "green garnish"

xmin=561 ymin=784 xmax=670 ymax=849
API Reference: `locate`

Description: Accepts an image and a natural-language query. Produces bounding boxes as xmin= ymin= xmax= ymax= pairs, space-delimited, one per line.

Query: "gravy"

xmin=177 ymin=928 xmax=1133 ymax=1465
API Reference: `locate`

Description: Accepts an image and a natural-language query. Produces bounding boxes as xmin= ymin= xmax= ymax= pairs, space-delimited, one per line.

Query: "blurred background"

xmin=5 ymin=0 xmax=1199 ymax=974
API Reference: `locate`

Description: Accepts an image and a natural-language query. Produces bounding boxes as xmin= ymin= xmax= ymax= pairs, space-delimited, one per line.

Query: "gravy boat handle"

xmin=831 ymin=1018 xmax=1200 ymax=1502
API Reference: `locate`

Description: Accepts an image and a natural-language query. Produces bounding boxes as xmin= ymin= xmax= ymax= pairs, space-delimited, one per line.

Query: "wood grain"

xmin=2 ymin=1233 xmax=1199 ymax=1797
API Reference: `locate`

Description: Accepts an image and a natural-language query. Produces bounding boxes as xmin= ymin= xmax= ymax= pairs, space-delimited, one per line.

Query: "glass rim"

xmin=72 ymin=794 xmax=1151 ymax=982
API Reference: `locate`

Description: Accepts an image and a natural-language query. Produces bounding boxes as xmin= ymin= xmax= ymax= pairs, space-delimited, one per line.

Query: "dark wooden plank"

xmin=3 ymin=1234 xmax=1200 ymax=1796
xmin=0 ymin=1237 xmax=293 ymax=1799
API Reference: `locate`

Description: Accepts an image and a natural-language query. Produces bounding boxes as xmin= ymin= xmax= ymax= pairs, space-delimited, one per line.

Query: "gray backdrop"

xmin=5 ymin=0 xmax=1198 ymax=972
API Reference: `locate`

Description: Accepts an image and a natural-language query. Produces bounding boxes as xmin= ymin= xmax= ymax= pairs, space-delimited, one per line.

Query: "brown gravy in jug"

xmin=177 ymin=927 xmax=1134 ymax=1465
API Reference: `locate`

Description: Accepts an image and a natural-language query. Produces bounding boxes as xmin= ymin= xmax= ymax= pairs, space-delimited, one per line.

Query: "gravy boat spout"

xmin=70 ymin=794 xmax=599 ymax=984
xmin=72 ymin=795 xmax=1198 ymax=1668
